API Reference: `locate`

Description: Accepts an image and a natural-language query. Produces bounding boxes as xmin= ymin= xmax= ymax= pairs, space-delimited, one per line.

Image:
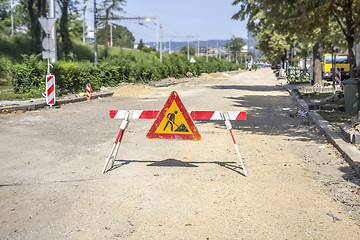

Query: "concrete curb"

xmin=281 ymin=81 xmax=360 ymax=176
xmin=0 ymin=92 xmax=114 ymax=113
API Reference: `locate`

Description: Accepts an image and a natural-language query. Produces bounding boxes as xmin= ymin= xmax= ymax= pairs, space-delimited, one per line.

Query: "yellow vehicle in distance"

xmin=322 ymin=53 xmax=350 ymax=81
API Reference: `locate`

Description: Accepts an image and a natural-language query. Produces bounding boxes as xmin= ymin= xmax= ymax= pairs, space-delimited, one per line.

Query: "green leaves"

xmin=8 ymin=53 xmax=239 ymax=95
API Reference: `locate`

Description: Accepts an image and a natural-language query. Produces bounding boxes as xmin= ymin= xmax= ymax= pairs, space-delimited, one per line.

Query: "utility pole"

xmin=206 ymin=42 xmax=208 ymax=62
xmin=197 ymin=36 xmax=200 ymax=57
xmin=83 ymin=0 xmax=86 ymax=44
xmin=160 ymin=24 xmax=162 ymax=64
xmin=169 ymin=38 xmax=171 ymax=54
xmin=94 ymin=0 xmax=98 ymax=64
xmin=49 ymin=0 xmax=57 ymax=62
xmin=156 ymin=16 xmax=159 ymax=51
xmin=187 ymin=36 xmax=190 ymax=61
xmin=229 ymin=46 xmax=231 ymax=62
xmin=10 ymin=0 xmax=14 ymax=36
xmin=236 ymin=51 xmax=238 ymax=65
xmin=110 ymin=23 xmax=113 ymax=47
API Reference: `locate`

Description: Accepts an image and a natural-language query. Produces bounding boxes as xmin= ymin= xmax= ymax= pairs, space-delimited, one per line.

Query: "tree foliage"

xmin=97 ymin=24 xmax=135 ymax=48
xmin=138 ymin=39 xmax=145 ymax=50
xmin=232 ymin=0 xmax=360 ymax=78
xmin=57 ymin=0 xmax=79 ymax=60
xmin=225 ymin=35 xmax=246 ymax=56
xmin=97 ymin=0 xmax=126 ymax=57
xmin=180 ymin=46 xmax=195 ymax=56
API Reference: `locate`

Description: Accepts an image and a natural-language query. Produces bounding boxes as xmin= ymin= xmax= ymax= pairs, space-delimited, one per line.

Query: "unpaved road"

xmin=1 ymin=68 xmax=359 ymax=239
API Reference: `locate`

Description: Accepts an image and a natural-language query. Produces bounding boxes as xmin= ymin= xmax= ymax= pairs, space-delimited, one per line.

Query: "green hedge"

xmin=4 ymin=53 xmax=242 ymax=95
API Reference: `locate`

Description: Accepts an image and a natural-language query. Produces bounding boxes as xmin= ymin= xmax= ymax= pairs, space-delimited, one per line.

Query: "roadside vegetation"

xmin=0 ymin=1 xmax=245 ymax=101
xmin=0 ymin=37 xmax=245 ymax=100
xmin=232 ymin=0 xmax=360 ymax=85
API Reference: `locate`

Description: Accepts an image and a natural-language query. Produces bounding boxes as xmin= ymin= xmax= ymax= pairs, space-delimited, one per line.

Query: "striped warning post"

xmin=109 ymin=110 xmax=246 ymax=120
xmin=46 ymin=74 xmax=55 ymax=106
xmin=335 ymin=68 xmax=341 ymax=84
xmin=86 ymin=83 xmax=91 ymax=100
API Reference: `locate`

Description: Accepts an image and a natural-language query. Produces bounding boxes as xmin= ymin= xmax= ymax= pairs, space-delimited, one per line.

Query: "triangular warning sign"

xmin=147 ymin=91 xmax=201 ymax=140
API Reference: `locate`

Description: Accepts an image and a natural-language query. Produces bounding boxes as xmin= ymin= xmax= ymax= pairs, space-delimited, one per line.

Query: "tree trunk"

xmin=28 ymin=0 xmax=41 ymax=53
xmin=347 ymin=36 xmax=357 ymax=78
xmin=39 ymin=0 xmax=47 ymax=17
xmin=313 ymin=42 xmax=322 ymax=85
xmin=58 ymin=0 xmax=71 ymax=60
xmin=333 ymin=0 xmax=358 ymax=78
xmin=104 ymin=8 xmax=110 ymax=58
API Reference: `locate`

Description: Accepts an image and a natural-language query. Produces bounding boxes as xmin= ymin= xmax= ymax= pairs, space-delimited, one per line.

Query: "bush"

xmin=11 ymin=54 xmax=46 ymax=93
xmin=6 ymin=52 xmax=241 ymax=97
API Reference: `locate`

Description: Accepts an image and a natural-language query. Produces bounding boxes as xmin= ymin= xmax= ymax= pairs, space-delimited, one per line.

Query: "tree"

xmin=97 ymin=24 xmax=134 ymax=48
xmin=138 ymin=39 xmax=144 ymax=50
xmin=225 ymin=35 xmax=246 ymax=57
xmin=180 ymin=45 xmax=195 ymax=56
xmin=330 ymin=0 xmax=360 ymax=78
xmin=20 ymin=0 xmax=47 ymax=52
xmin=232 ymin=0 xmax=360 ymax=82
xmin=57 ymin=0 xmax=79 ymax=60
xmin=98 ymin=0 xmax=126 ymax=58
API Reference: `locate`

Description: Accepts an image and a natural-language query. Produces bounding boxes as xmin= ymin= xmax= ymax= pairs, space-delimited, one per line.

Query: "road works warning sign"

xmin=146 ymin=91 xmax=201 ymax=140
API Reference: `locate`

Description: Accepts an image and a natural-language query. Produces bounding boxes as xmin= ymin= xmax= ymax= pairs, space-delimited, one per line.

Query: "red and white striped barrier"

xmin=109 ymin=110 xmax=247 ymax=121
xmin=46 ymin=74 xmax=55 ymax=106
xmin=103 ymin=109 xmax=247 ymax=176
xmin=86 ymin=83 xmax=91 ymax=100
xmin=335 ymin=68 xmax=341 ymax=84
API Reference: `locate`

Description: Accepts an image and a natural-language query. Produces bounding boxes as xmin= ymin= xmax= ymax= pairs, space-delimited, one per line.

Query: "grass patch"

xmin=319 ymin=111 xmax=354 ymax=128
xmin=298 ymin=91 xmax=333 ymax=97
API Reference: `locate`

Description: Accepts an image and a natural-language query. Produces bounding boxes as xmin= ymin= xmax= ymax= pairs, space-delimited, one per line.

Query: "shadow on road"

xmin=207 ymin=84 xmax=324 ymax=144
xmin=339 ymin=166 xmax=360 ymax=186
xmin=109 ymin=158 xmax=246 ymax=176
xmin=211 ymin=84 xmax=283 ymax=92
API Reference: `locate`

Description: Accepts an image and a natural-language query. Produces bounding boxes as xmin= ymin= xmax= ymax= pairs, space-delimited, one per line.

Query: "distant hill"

xmin=143 ymin=39 xmax=248 ymax=52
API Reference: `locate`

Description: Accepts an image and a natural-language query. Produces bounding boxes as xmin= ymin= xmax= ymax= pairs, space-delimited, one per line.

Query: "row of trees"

xmin=232 ymin=0 xmax=360 ymax=84
xmin=0 ymin=0 xmax=134 ymax=60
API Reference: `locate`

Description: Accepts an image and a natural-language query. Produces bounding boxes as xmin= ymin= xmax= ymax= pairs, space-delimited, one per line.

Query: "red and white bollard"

xmin=46 ymin=74 xmax=55 ymax=106
xmin=335 ymin=68 xmax=341 ymax=84
xmin=86 ymin=83 xmax=91 ymax=100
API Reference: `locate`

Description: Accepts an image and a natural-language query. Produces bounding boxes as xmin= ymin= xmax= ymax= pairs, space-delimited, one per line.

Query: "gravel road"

xmin=1 ymin=68 xmax=359 ymax=239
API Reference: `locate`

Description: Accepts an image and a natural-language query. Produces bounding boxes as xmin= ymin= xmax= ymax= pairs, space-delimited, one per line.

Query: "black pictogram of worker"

xmin=164 ymin=111 xmax=178 ymax=131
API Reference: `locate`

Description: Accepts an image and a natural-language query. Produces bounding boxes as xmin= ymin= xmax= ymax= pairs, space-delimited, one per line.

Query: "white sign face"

xmin=38 ymin=18 xmax=56 ymax=33
xmin=190 ymin=57 xmax=196 ymax=63
xmin=42 ymin=37 xmax=55 ymax=51
xmin=42 ymin=51 xmax=56 ymax=59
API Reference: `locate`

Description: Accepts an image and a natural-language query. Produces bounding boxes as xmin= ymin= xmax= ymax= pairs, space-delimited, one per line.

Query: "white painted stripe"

xmin=210 ymin=111 xmax=222 ymax=120
xmin=115 ymin=110 xmax=127 ymax=119
xmin=228 ymin=111 xmax=240 ymax=120
xmin=132 ymin=110 xmax=143 ymax=119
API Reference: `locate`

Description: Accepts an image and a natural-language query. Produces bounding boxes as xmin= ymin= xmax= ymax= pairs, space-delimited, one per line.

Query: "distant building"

xmin=87 ymin=27 xmax=94 ymax=43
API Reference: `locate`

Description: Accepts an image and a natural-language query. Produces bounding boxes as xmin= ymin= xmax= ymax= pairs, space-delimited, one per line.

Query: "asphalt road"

xmin=1 ymin=68 xmax=359 ymax=239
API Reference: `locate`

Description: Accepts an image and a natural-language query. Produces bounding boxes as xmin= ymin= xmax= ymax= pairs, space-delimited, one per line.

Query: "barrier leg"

xmin=222 ymin=112 xmax=247 ymax=177
xmin=110 ymin=129 xmax=125 ymax=169
xmin=102 ymin=112 xmax=130 ymax=174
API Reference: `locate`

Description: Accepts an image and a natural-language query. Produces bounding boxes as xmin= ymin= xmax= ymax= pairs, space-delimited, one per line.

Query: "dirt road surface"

xmin=1 ymin=68 xmax=359 ymax=239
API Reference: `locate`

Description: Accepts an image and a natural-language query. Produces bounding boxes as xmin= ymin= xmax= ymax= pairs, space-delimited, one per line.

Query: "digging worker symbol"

xmin=163 ymin=111 xmax=189 ymax=132
xmin=164 ymin=111 xmax=178 ymax=131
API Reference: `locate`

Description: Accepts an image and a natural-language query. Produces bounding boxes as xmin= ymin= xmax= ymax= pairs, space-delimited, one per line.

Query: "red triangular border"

xmin=146 ymin=91 xmax=201 ymax=140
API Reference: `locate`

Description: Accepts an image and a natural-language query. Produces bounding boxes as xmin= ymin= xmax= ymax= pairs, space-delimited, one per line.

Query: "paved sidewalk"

xmin=281 ymin=79 xmax=360 ymax=176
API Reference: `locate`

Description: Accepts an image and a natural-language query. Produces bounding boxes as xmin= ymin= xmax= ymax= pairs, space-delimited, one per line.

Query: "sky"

xmin=84 ymin=0 xmax=248 ymax=43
